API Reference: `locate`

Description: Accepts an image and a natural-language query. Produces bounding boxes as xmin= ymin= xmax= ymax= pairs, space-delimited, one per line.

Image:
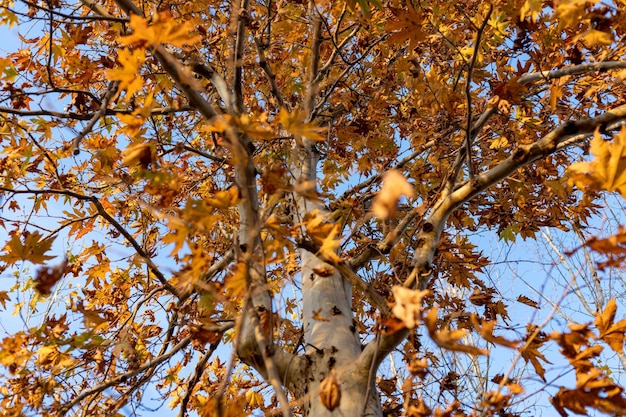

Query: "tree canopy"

xmin=1 ymin=0 xmax=626 ymax=416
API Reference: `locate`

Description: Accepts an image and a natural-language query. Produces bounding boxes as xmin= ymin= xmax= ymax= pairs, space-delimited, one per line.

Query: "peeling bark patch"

xmin=416 ymin=237 xmax=425 ymax=248
xmin=331 ymin=305 xmax=342 ymax=315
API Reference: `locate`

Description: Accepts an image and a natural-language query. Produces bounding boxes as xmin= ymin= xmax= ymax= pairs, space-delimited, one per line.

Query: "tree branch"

xmin=72 ymin=81 xmax=119 ymax=154
xmin=518 ymin=60 xmax=626 ymax=85
xmin=59 ymin=336 xmax=193 ymax=416
xmin=463 ymin=4 xmax=492 ymax=179
xmin=232 ymin=0 xmax=250 ymax=114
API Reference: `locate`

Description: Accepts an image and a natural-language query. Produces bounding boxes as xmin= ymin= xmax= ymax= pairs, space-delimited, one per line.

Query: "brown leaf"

xmin=517 ymin=295 xmax=540 ymax=309
xmin=319 ymin=370 xmax=341 ymax=412
xmin=34 ymin=258 xmax=68 ymax=296
xmin=595 ymin=298 xmax=626 ymax=352
xmin=372 ymin=170 xmax=415 ymax=219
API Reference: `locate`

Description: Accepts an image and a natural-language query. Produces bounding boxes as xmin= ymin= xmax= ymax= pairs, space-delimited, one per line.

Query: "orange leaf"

xmin=568 ymin=127 xmax=626 ymax=198
xmin=0 ymin=231 xmax=55 ymax=265
xmin=595 ymin=298 xmax=626 ymax=352
xmin=425 ymin=308 xmax=487 ymax=356
xmin=372 ymin=170 xmax=415 ymax=219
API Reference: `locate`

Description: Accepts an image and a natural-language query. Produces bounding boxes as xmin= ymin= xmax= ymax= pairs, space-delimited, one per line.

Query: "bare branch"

xmin=518 ymin=60 xmax=626 ymax=85
xmin=59 ymin=336 xmax=193 ymax=416
xmin=463 ymin=4 xmax=492 ymax=179
xmin=254 ymin=37 xmax=286 ymax=110
xmin=0 ymin=105 xmax=192 ymax=120
xmin=232 ymin=0 xmax=250 ymax=114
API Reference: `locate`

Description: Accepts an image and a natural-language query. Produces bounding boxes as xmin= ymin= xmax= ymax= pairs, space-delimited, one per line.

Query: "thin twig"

xmin=59 ymin=336 xmax=193 ymax=416
xmin=72 ymin=81 xmax=119 ymax=154
xmin=464 ymin=4 xmax=492 ymax=179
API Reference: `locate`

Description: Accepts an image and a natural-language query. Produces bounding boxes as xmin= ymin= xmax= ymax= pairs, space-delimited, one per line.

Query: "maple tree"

xmin=2 ymin=0 xmax=626 ymax=416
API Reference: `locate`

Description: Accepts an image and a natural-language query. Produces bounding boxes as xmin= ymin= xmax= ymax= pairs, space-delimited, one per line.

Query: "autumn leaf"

xmin=120 ymin=13 xmax=201 ymax=48
xmin=470 ymin=315 xmax=518 ymax=348
xmin=279 ymin=108 xmax=327 ymax=143
xmin=304 ymin=210 xmax=342 ymax=262
xmin=34 ymin=258 xmax=68 ymax=296
xmin=391 ymin=286 xmax=430 ymax=329
xmin=519 ymin=325 xmax=552 ymax=381
xmin=517 ymin=295 xmax=540 ymax=309
xmin=386 ymin=5 xmax=426 ymax=49
xmin=520 ymin=0 xmax=543 ymax=22
xmin=425 ymin=307 xmax=487 ymax=356
xmin=0 ymin=291 xmax=9 ymax=309
xmin=568 ymin=127 xmax=626 ymax=198
xmin=122 ymin=143 xmax=154 ymax=168
xmin=372 ymin=170 xmax=415 ymax=219
xmin=0 ymin=231 xmax=55 ymax=265
xmin=574 ymin=29 xmax=614 ymax=47
xmin=595 ymin=298 xmax=626 ymax=353
xmin=107 ymin=48 xmax=146 ymax=98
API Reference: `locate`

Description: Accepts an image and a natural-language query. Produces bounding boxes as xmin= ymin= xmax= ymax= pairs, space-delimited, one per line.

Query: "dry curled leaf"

xmin=34 ymin=258 xmax=68 ymax=296
xmin=319 ymin=370 xmax=341 ymax=412
xmin=391 ymin=286 xmax=430 ymax=329
xmin=372 ymin=169 xmax=415 ymax=219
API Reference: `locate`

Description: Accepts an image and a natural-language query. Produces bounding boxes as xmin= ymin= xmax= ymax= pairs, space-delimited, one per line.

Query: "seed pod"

xmin=319 ymin=370 xmax=341 ymax=411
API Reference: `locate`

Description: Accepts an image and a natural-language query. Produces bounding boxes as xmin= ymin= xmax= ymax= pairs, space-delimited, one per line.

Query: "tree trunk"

xmin=292 ymin=145 xmax=384 ymax=416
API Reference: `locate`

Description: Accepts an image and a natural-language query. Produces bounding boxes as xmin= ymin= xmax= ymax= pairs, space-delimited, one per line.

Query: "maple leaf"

xmin=0 ymin=231 xmax=55 ymax=265
xmin=391 ymin=286 xmax=430 ymax=329
xmin=106 ymin=48 xmax=146 ymax=98
xmin=595 ymin=298 xmax=626 ymax=353
xmin=372 ymin=170 xmax=415 ymax=219
xmin=386 ymin=6 xmax=426 ymax=49
xmin=279 ymin=108 xmax=327 ymax=143
xmin=34 ymin=258 xmax=68 ymax=296
xmin=574 ymin=29 xmax=614 ymax=47
xmin=470 ymin=315 xmax=518 ymax=348
xmin=121 ymin=143 xmax=154 ymax=168
xmin=425 ymin=307 xmax=487 ymax=356
xmin=0 ymin=291 xmax=9 ymax=309
xmin=304 ymin=210 xmax=342 ymax=262
xmin=120 ymin=13 xmax=201 ymax=48
xmin=519 ymin=325 xmax=552 ymax=381
xmin=520 ymin=0 xmax=542 ymax=22
xmin=568 ymin=127 xmax=626 ymax=198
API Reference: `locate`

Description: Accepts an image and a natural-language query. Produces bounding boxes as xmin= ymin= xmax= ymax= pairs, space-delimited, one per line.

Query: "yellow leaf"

xmin=489 ymin=136 xmax=509 ymax=150
xmin=245 ymin=391 xmax=264 ymax=408
xmin=120 ymin=13 xmax=201 ymax=48
xmin=121 ymin=143 xmax=153 ymax=168
xmin=205 ymin=187 xmax=239 ymax=209
xmin=595 ymin=298 xmax=626 ymax=352
xmin=318 ymin=224 xmax=342 ymax=263
xmin=372 ymin=169 xmax=415 ymax=219
xmin=574 ymin=29 xmax=614 ymax=47
xmin=568 ymin=127 xmax=626 ymax=198
xmin=107 ymin=48 xmax=145 ymax=98
xmin=279 ymin=107 xmax=327 ymax=143
xmin=391 ymin=286 xmax=430 ymax=329
xmin=520 ymin=0 xmax=542 ymax=22
xmin=0 ymin=231 xmax=55 ymax=265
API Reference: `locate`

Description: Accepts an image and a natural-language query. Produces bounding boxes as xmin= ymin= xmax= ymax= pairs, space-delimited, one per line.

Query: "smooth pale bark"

xmin=293 ymin=145 xmax=383 ymax=416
